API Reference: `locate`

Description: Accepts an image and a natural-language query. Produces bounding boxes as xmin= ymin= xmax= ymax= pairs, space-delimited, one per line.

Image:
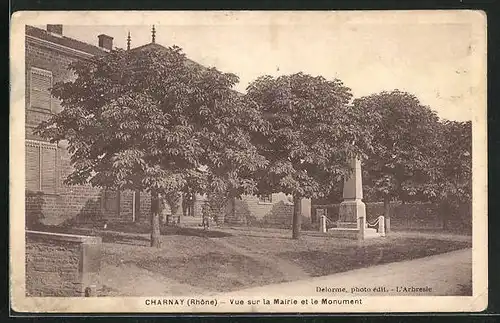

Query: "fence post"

xmin=357 ymin=215 xmax=365 ymax=240
xmin=319 ymin=215 xmax=327 ymax=233
xmin=378 ymin=215 xmax=385 ymax=237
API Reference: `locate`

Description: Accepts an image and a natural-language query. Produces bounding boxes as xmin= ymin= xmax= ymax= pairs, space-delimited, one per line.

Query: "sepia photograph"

xmin=10 ymin=10 xmax=487 ymax=313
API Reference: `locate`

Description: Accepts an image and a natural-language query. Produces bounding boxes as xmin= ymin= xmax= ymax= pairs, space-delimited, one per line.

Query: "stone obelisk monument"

xmin=337 ymin=157 xmax=366 ymax=240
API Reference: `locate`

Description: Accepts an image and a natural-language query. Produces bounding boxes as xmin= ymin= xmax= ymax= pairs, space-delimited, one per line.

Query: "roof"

xmin=26 ymin=25 xmax=106 ymax=56
xmin=130 ymin=42 xmax=244 ymax=96
xmin=25 ymin=27 xmax=245 ymax=96
xmin=129 ymin=42 xmax=203 ymax=69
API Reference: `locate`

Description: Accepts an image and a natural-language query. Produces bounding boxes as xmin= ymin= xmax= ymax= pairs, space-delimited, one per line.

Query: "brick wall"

xmin=225 ymin=193 xmax=311 ymax=227
xmin=138 ymin=191 xmax=152 ymax=222
xmin=25 ymin=144 xmax=107 ymax=226
xmin=25 ymin=39 xmax=75 ymax=140
xmin=25 ymin=32 xmax=153 ymax=227
xmin=25 ymin=231 xmax=101 ymax=297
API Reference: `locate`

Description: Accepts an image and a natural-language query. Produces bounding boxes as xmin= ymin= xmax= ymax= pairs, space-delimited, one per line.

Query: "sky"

xmin=49 ymin=12 xmax=484 ymax=122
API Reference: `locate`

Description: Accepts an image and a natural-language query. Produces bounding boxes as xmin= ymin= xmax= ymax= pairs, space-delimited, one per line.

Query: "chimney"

xmin=98 ymin=34 xmax=114 ymax=51
xmin=47 ymin=24 xmax=63 ymax=36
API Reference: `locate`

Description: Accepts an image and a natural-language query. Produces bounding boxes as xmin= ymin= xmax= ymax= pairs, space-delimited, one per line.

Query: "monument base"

xmin=338 ymin=199 xmax=366 ymax=224
xmin=329 ymin=199 xmax=383 ymax=240
xmin=336 ymin=222 xmax=357 ymax=229
xmin=327 ymin=227 xmax=381 ymax=240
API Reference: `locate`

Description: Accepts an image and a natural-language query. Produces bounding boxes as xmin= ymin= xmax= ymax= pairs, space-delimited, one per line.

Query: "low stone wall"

xmin=25 ymin=230 xmax=102 ymax=297
xmin=312 ymin=202 xmax=472 ymax=233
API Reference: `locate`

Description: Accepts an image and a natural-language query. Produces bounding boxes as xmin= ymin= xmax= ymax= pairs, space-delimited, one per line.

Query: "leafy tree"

xmin=354 ymin=90 xmax=441 ymax=232
xmin=431 ymin=120 xmax=472 ymax=229
xmin=35 ymin=45 xmax=266 ymax=247
xmin=245 ymin=73 xmax=373 ymax=239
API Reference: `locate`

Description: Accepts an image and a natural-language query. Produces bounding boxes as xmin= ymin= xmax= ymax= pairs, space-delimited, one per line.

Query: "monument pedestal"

xmin=338 ymin=199 xmax=366 ymax=226
xmin=329 ymin=199 xmax=371 ymax=239
xmin=326 ymin=157 xmax=383 ymax=240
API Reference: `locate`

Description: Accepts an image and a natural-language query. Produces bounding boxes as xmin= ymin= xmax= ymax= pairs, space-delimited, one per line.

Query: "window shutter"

xmin=25 ymin=140 xmax=58 ymax=193
xmin=30 ymin=68 xmax=52 ymax=111
xmin=41 ymin=145 xmax=57 ymax=193
xmin=25 ymin=142 xmax=40 ymax=191
xmin=103 ymin=189 xmax=119 ymax=212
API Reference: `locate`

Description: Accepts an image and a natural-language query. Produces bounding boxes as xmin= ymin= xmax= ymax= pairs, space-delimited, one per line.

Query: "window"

xmin=25 ymin=140 xmax=57 ymax=194
xmin=30 ymin=67 xmax=53 ymax=111
xmin=258 ymin=194 xmax=273 ymax=204
xmin=102 ymin=189 xmax=120 ymax=213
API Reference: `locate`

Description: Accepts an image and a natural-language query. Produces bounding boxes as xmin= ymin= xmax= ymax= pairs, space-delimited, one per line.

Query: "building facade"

xmin=226 ymin=193 xmax=311 ymax=227
xmin=25 ymin=25 xmax=153 ymax=227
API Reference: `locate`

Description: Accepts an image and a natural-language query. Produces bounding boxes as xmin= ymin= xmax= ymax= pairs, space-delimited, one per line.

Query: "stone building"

xmin=226 ymin=193 xmax=311 ymax=227
xmin=24 ymin=24 xmax=310 ymax=228
xmin=24 ymin=24 xmax=152 ymax=227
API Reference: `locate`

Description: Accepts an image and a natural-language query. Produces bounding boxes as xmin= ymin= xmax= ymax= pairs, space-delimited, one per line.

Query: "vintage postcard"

xmin=10 ymin=10 xmax=487 ymax=313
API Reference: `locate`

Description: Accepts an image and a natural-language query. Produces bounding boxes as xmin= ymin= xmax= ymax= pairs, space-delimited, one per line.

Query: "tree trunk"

xmin=182 ymin=193 xmax=188 ymax=217
xmin=160 ymin=197 xmax=168 ymax=225
xmin=134 ymin=190 xmax=141 ymax=221
xmin=150 ymin=190 xmax=162 ymax=248
xmin=441 ymin=202 xmax=449 ymax=231
xmin=384 ymin=195 xmax=391 ymax=234
xmin=231 ymin=197 xmax=236 ymax=222
xmin=217 ymin=205 xmax=225 ymax=226
xmin=292 ymin=195 xmax=302 ymax=240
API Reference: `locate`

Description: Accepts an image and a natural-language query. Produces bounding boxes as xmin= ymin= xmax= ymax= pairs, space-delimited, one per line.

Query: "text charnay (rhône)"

xmin=143 ymin=285 xmax=434 ymax=307
xmin=144 ymin=298 xmax=364 ymax=307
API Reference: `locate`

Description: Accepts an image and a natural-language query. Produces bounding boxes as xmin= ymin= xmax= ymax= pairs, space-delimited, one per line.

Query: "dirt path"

xmin=220 ymin=248 xmax=473 ymax=297
xmin=211 ymin=237 xmax=310 ymax=282
xmin=99 ymin=262 xmax=209 ymax=296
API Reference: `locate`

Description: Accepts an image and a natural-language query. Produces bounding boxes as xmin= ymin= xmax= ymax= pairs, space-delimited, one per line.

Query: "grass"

xmin=61 ymin=223 xmax=471 ymax=293
xmin=35 ymin=223 xmax=472 ymax=295
xmin=133 ymin=252 xmax=283 ymax=291
xmin=277 ymin=238 xmax=471 ymax=277
xmin=212 ymin=226 xmax=471 ymax=278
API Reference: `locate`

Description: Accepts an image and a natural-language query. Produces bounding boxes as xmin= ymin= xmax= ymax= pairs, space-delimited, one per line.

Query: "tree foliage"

xmin=163 ymin=190 xmax=182 ymax=216
xmin=35 ymin=45 xmax=267 ymax=246
xmin=430 ymin=120 xmax=472 ymax=227
xmin=33 ymin=40 xmax=472 ymax=239
xmin=245 ymin=73 xmax=374 ymax=238
xmin=246 ymin=73 xmax=373 ymax=199
xmin=37 ymin=45 xmax=267 ymax=196
xmin=436 ymin=120 xmax=472 ymax=201
xmin=355 ymin=90 xmax=472 ymax=231
xmin=354 ymin=90 xmax=442 ymax=203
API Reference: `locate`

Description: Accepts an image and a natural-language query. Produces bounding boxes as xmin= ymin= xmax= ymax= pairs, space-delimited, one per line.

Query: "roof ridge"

xmin=26 ymin=25 xmax=106 ymax=56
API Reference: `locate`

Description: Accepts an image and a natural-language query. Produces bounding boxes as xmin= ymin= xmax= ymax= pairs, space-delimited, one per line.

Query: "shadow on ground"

xmin=99 ymin=222 xmax=234 ymax=238
xmin=278 ymin=238 xmax=472 ymax=277
xmin=33 ymin=223 xmax=233 ymax=246
xmin=127 ymin=251 xmax=285 ymax=292
xmin=101 ymin=227 xmax=233 ymax=245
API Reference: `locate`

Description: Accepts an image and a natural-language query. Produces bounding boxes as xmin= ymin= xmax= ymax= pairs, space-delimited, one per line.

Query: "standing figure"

xmin=182 ymin=192 xmax=194 ymax=217
xmin=201 ymin=202 xmax=210 ymax=230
